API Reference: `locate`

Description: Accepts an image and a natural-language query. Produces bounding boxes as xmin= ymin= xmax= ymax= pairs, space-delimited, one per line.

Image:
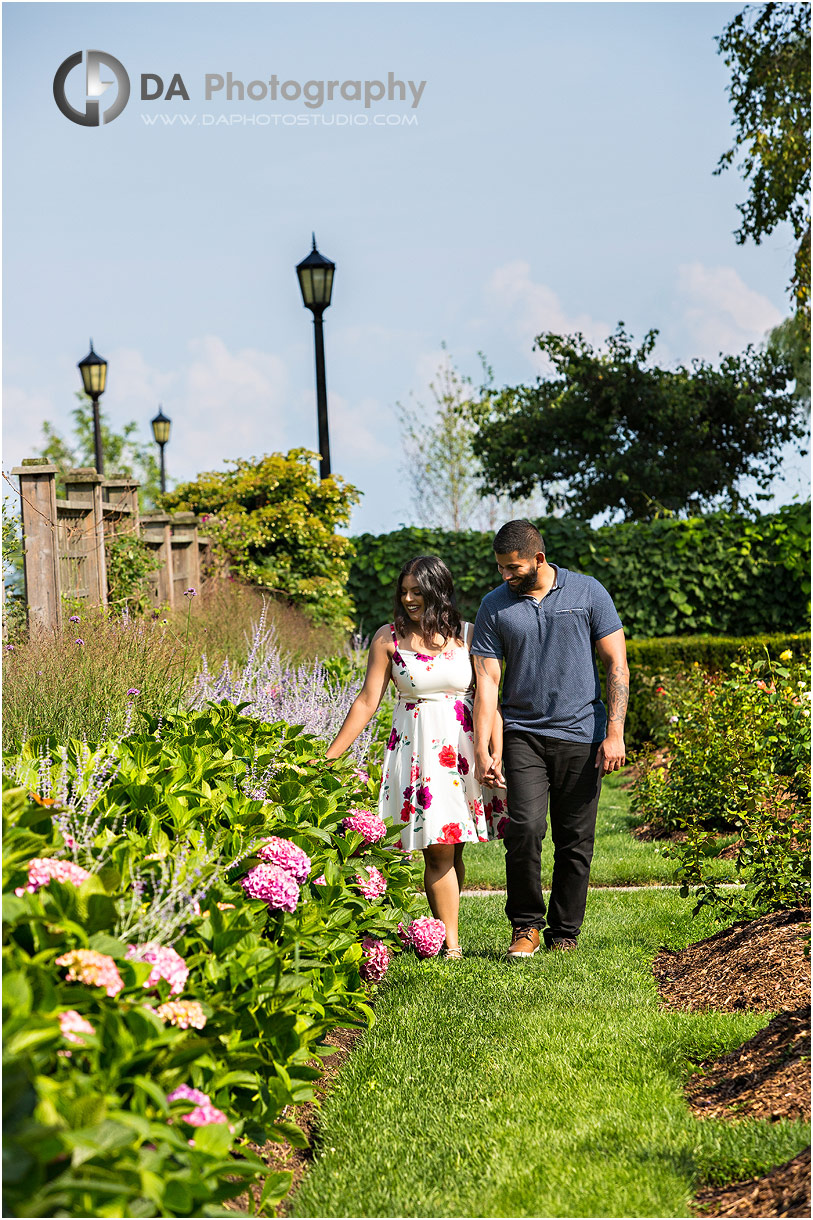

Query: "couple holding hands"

xmin=327 ymin=519 xmax=629 ymax=961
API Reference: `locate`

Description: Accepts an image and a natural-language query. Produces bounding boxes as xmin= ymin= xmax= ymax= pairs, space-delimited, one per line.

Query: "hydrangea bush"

xmin=3 ymin=701 xmax=418 ymax=1217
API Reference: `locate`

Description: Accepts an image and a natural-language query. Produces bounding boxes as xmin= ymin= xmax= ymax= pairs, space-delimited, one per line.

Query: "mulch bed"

xmin=654 ymin=908 xmax=811 ymax=1218
xmin=227 ymin=1027 xmax=361 ymax=1216
xmin=653 ymin=908 xmax=810 ymax=1013
xmin=685 ymin=1006 xmax=810 ymax=1123
xmin=694 ymin=1149 xmax=811 ymax=1218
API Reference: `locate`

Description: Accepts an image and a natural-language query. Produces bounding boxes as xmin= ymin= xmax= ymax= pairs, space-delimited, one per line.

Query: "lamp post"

xmin=151 ymin=406 xmax=171 ymax=494
xmin=77 ymin=340 xmax=108 ymax=475
xmin=296 ymin=234 xmax=335 ymax=479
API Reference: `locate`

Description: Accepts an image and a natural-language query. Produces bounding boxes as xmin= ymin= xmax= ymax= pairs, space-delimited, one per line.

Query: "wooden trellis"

xmin=12 ymin=463 xmax=210 ymax=632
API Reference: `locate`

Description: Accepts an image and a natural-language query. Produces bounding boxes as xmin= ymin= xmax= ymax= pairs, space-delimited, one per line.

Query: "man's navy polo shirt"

xmin=471 ymin=566 xmax=623 ymax=744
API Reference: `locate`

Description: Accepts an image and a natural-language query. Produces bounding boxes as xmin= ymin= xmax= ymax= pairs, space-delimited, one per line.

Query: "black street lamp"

xmin=77 ymin=340 xmax=108 ymax=474
xmin=296 ymin=234 xmax=335 ymax=479
xmin=151 ymin=406 xmax=171 ymax=494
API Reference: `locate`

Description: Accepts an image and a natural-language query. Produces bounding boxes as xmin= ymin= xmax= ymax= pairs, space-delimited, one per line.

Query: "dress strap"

xmin=461 ymin=621 xmax=473 ymax=648
xmin=389 ymin=622 xmax=399 ymax=647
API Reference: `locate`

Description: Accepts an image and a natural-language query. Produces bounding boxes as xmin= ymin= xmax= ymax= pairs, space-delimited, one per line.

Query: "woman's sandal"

xmin=442 ymin=945 xmax=464 ymax=960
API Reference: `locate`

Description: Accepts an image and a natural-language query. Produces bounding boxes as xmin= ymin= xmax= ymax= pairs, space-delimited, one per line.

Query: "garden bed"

xmin=686 ymin=1005 xmax=810 ymax=1123
xmin=227 ymin=1028 xmax=363 ymax=1217
xmin=654 ymin=908 xmax=811 ymax=1013
xmin=694 ymin=1147 xmax=810 ymax=1218
xmin=654 ymin=910 xmax=811 ymax=1219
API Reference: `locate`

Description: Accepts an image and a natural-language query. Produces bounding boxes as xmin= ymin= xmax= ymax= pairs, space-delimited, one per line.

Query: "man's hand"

xmin=596 ymin=733 xmax=626 ymax=774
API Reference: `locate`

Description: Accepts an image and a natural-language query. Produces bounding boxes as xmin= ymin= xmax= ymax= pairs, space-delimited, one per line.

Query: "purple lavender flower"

xmin=75 ymin=638 xmax=85 ymax=646
xmin=5 ymin=644 xmax=13 ymax=652
xmin=127 ymin=688 xmax=141 ymax=697
xmin=69 ymin=615 xmax=81 ymax=623
xmin=183 ymin=588 xmax=197 ymax=597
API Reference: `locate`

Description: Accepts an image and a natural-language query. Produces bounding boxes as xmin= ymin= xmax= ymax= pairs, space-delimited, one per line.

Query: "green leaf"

xmin=260 ymin=1170 xmax=293 ymax=1209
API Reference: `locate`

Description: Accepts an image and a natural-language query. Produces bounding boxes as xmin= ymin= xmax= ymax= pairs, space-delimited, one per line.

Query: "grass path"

xmin=291 ymin=891 xmax=808 ymax=1218
xmin=458 ymin=773 xmax=736 ymax=890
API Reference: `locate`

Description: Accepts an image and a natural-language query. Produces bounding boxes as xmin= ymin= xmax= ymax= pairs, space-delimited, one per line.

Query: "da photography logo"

xmin=53 ymin=51 xmax=130 ymax=126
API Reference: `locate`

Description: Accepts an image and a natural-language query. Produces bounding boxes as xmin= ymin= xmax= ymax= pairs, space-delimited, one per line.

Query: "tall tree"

xmin=715 ymin=3 xmax=811 ymax=319
xmin=467 ymin=325 xmax=803 ymax=523
xmin=39 ymin=393 xmax=162 ymax=508
xmin=395 ymin=349 xmax=551 ymax=530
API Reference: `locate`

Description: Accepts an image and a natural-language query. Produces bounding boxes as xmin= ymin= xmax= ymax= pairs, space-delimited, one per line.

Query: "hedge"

xmin=348 ymin=502 xmax=810 ymax=639
xmin=622 ymin=631 xmax=811 ymax=749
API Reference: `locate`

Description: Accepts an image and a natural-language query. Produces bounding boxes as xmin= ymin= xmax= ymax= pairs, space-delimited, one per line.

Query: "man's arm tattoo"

xmin=607 ymin=663 xmax=629 ymax=728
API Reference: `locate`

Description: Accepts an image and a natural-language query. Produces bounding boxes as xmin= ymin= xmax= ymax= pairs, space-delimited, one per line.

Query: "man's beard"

xmin=511 ymin=564 xmax=539 ymax=595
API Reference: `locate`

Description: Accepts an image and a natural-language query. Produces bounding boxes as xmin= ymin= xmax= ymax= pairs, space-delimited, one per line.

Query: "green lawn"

xmin=458 ymin=772 xmax=737 ymax=890
xmin=291 ymin=891 xmax=807 ymax=1219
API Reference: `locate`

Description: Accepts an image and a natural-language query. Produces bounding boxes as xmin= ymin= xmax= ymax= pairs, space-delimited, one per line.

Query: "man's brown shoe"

xmin=507 ymin=926 xmax=540 ymax=959
xmin=547 ymin=937 xmax=577 ymax=951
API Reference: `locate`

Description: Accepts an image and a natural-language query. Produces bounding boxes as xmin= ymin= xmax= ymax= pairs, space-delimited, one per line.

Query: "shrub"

xmin=348 ymin=502 xmax=810 ymax=638
xmin=161 ymin=449 xmax=361 ymax=629
xmin=624 ymin=631 xmax=811 ymax=749
xmin=3 ymin=703 xmax=418 ymax=1216
xmin=630 ymin=649 xmax=811 ymax=917
xmin=1 ymin=584 xmax=343 ymax=751
xmin=190 ymin=608 xmax=383 ymax=767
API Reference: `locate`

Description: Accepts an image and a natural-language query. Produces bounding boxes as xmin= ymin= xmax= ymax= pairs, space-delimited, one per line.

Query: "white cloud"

xmin=484 ymin=261 xmax=611 ymax=369
xmin=2 ymin=336 xmax=294 ymax=485
xmin=676 ymin=263 xmax=783 ymax=360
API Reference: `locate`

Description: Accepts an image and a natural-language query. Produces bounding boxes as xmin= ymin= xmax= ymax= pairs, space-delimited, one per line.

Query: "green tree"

xmin=40 ymin=393 xmax=162 ymax=508
xmin=715 ymin=3 xmax=811 ymax=318
xmin=396 ymin=348 xmax=553 ymax=530
xmin=766 ymin=312 xmax=811 ymax=401
xmin=161 ymin=449 xmax=361 ymax=627
xmin=468 ymin=325 xmax=803 ymax=522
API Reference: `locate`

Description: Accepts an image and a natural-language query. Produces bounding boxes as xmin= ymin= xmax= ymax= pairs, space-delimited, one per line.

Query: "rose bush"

xmin=3 ymin=702 xmax=418 ymax=1216
xmin=630 ymin=649 xmax=810 ymax=917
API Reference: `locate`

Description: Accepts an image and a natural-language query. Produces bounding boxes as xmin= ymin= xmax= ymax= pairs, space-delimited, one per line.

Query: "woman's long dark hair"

xmin=393 ymin=556 xmax=462 ymax=649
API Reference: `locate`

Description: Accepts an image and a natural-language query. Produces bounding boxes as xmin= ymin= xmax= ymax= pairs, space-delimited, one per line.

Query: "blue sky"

xmin=3 ymin=1 xmax=808 ymax=532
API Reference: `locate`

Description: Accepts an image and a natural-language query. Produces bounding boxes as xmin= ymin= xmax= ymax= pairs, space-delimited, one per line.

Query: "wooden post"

xmin=63 ymin=470 xmax=107 ymax=607
xmin=141 ymin=513 xmax=175 ymax=609
xmin=169 ymin=512 xmax=200 ymax=602
xmin=102 ymin=476 xmax=141 ymax=537
xmin=12 ymin=463 xmax=61 ymax=634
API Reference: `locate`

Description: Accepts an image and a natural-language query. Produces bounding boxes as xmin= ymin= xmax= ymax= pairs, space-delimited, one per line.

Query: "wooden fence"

xmin=12 ymin=462 xmax=210 ymax=633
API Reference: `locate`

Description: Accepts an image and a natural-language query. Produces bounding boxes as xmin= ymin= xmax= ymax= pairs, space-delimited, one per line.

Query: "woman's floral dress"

xmin=378 ymin=624 xmax=507 ymax=850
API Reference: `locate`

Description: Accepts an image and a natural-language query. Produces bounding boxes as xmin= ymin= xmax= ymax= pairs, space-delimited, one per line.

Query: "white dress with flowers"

xmin=378 ymin=623 xmax=506 ymax=850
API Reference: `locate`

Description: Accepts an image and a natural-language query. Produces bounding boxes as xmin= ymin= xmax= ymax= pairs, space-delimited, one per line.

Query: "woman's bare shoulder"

xmin=371 ymin=623 xmax=396 ymax=651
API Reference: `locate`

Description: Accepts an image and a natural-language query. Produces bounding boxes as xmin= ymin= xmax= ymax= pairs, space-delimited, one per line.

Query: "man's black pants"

xmin=502 ymin=730 xmax=602 ymax=943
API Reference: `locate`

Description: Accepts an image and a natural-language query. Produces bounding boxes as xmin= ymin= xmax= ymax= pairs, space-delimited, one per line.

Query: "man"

xmin=471 ymin=520 xmax=628 ymax=959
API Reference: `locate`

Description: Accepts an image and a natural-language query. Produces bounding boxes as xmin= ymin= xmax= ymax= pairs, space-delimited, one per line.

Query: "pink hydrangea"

xmin=342 ymin=809 xmax=387 ymax=844
xmin=398 ymin=916 xmax=446 ymax=959
xmin=16 ymin=857 xmax=91 ymax=897
xmin=354 ymin=768 xmax=370 ymax=783
xmin=360 ymin=936 xmax=390 ymax=982
xmin=168 ymin=1084 xmax=210 ymax=1106
xmin=156 ymin=1000 xmax=207 ymax=1029
xmin=126 ymin=943 xmax=189 ymax=995
xmin=58 ymin=1009 xmax=96 ymax=1045
xmin=167 ymin=1085 xmax=232 ymax=1130
xmin=183 ymin=1102 xmax=231 ymax=1127
xmin=56 ymin=949 xmax=124 ymax=997
xmin=240 ymin=862 xmax=300 ymax=912
xmin=355 ymin=865 xmax=387 ymax=900
xmin=257 ymin=836 xmax=312 ymax=884
xmin=313 ymin=874 xmax=327 ymax=886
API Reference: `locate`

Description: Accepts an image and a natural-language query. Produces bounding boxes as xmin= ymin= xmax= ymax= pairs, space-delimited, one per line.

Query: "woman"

xmin=326 ymin=555 xmax=505 ymax=959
